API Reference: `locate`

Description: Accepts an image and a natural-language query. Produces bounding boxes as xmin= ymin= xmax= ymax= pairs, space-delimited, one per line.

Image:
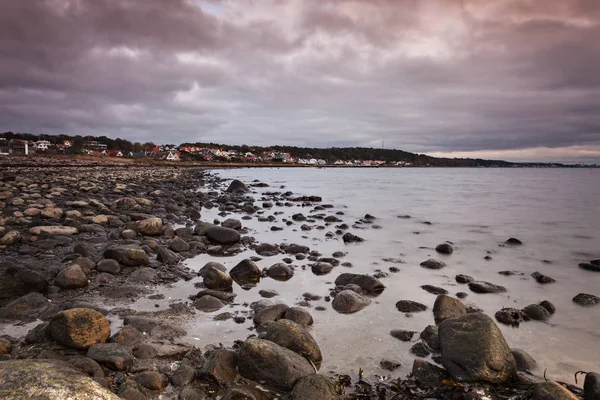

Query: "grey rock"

xmin=334 ymin=273 xmax=384 ymax=293
xmin=259 ymin=319 xmax=322 ymax=367
xmin=332 ymin=290 xmax=371 ymax=314
xmin=512 ymin=349 xmax=537 ymax=371
xmin=433 ymin=295 xmax=467 ymax=323
xmin=468 ymin=281 xmax=507 ymax=294
xmin=395 ymin=300 xmax=428 ymax=313
xmin=420 ymin=259 xmax=446 ymax=269
xmin=291 ymin=374 xmax=340 ymax=400
xmin=87 ymin=343 xmax=134 ymax=371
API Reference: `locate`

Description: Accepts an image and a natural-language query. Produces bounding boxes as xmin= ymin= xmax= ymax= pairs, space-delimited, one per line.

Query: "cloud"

xmin=0 ymin=0 xmax=599 ymax=162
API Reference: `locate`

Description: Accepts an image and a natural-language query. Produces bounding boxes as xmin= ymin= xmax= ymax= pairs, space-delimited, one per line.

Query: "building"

xmin=83 ymin=141 xmax=108 ymax=152
xmin=7 ymin=139 xmax=29 ymax=154
xmin=35 ymin=140 xmax=52 ymax=151
xmin=107 ymin=149 xmax=123 ymax=157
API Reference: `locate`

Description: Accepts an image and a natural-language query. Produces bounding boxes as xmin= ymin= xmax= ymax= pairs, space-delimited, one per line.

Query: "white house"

xmin=35 ymin=140 xmax=52 ymax=151
xmin=165 ymin=150 xmax=180 ymax=161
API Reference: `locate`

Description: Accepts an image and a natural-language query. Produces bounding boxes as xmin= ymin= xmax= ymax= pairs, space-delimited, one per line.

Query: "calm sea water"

xmin=117 ymin=168 xmax=600 ymax=383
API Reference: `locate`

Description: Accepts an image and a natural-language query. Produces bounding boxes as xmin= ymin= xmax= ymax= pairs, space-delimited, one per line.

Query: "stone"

xmin=332 ymin=290 xmax=371 ymax=314
xmin=468 ymin=281 xmax=507 ymax=294
xmin=67 ymin=355 xmax=104 ymax=378
xmin=204 ymin=226 xmax=241 ymax=245
xmin=573 ymin=293 xmax=600 ymax=307
xmin=495 ymin=308 xmax=528 ymax=327
xmin=256 ymin=243 xmax=280 ymax=257
xmin=0 ymin=292 xmax=49 ymax=320
xmin=110 ymin=326 xmax=145 ymax=347
xmin=169 ymin=237 xmax=190 ymax=252
xmin=311 ymin=262 xmax=333 ymax=275
xmin=97 ymin=259 xmax=120 ymax=274
xmin=87 ymin=343 xmax=134 ymax=371
xmin=579 ymin=263 xmax=600 ymax=272
xmin=198 ymin=261 xmax=227 ymax=277
xmin=226 ymin=179 xmax=249 ymax=193
xmin=284 ymin=307 xmax=313 ymax=325
xmin=291 ymin=374 xmax=340 ymax=400
xmin=49 ymin=308 xmax=110 ymax=349
xmin=135 ymin=371 xmax=168 ymax=391
xmin=41 ymin=207 xmax=63 ymax=219
xmin=285 ymin=243 xmax=310 ymax=254
xmin=433 ymin=294 xmax=467 ymax=323
xmin=137 ymin=217 xmax=163 ymax=236
xmin=0 ymin=359 xmax=120 ymax=400
xmin=55 ymin=265 xmax=89 ymax=289
xmin=253 ymin=304 xmax=289 ymax=325
xmin=420 ymin=259 xmax=446 ymax=269
xmin=222 ymin=218 xmax=242 ymax=230
xmin=395 ymin=300 xmax=428 ymax=313
xmin=410 ymin=342 xmax=431 ymax=357
xmin=512 ymin=349 xmax=537 ymax=371
xmin=380 ymin=359 xmax=401 ymax=371
xmin=584 ymin=372 xmax=600 ymax=400
xmin=435 ymin=243 xmax=453 ymax=254
xmin=237 ymin=338 xmax=315 ymax=391
xmin=420 ymin=325 xmax=440 ymax=351
xmin=178 ymin=386 xmax=208 ymax=400
xmin=412 ymin=359 xmax=449 ymax=387
xmin=334 ymin=273 xmax=384 ymax=293
xmin=0 ymin=230 xmax=21 ymax=245
xmin=421 ymin=285 xmax=448 ymax=295
xmin=171 ymin=364 xmax=196 ymax=387
xmin=103 ymin=245 xmax=149 ymax=266
xmin=128 ymin=267 xmax=157 ymax=283
xmin=0 ymin=338 xmax=12 ymax=355
xmin=539 ymin=300 xmax=556 ymax=315
xmin=229 ymin=259 xmax=261 ymax=284
xmin=259 ymin=319 xmax=322 ymax=367
xmin=266 ymin=263 xmax=294 ymax=280
xmin=259 ymin=289 xmax=279 ymax=298
xmin=0 ymin=265 xmax=48 ymax=300
xmin=197 ymin=348 xmax=238 ymax=386
xmin=456 ymin=274 xmax=474 ymax=284
xmin=522 ymin=304 xmax=551 ymax=321
xmin=505 ymin=238 xmax=523 ymax=245
xmin=193 ymin=295 xmax=225 ymax=312
xmin=342 ymin=232 xmax=364 ymax=243
xmin=30 ymin=226 xmax=78 ymax=236
xmin=157 ymin=246 xmax=181 ymax=265
xmin=203 ymin=267 xmax=233 ymax=291
xmin=532 ymin=382 xmax=578 ymax=400
xmin=390 ymin=329 xmax=416 ymax=342
xmin=196 ymin=289 xmax=237 ymax=303
xmin=531 ymin=271 xmax=556 ymax=283
xmin=439 ymin=312 xmax=516 ymax=384
xmin=132 ymin=343 xmax=157 ymax=359
xmin=72 ymin=257 xmax=96 ymax=275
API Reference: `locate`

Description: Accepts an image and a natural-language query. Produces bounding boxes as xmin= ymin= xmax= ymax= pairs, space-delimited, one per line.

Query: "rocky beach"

xmin=0 ymin=156 xmax=598 ymax=400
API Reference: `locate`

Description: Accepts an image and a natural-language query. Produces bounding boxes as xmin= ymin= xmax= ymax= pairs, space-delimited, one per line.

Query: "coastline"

xmin=0 ymin=158 xmax=595 ymax=399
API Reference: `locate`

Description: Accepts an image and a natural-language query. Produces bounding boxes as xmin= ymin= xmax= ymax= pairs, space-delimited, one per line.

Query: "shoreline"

xmin=0 ymin=158 xmax=595 ymax=399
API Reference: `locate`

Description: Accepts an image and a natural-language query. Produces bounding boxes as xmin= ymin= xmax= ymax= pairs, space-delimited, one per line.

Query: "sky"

xmin=1 ymin=0 xmax=599 ymax=164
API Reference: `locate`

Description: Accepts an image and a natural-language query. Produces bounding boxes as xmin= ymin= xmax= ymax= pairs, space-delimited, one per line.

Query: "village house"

xmin=107 ymin=149 xmax=123 ymax=157
xmin=6 ymin=139 xmax=29 ymax=155
xmin=83 ymin=140 xmax=108 ymax=152
xmin=35 ymin=140 xmax=52 ymax=151
xmin=157 ymin=150 xmax=180 ymax=161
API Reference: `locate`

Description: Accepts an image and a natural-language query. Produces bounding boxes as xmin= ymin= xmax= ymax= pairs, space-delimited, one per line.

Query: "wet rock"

xmin=121 ymin=229 xmax=137 ymax=239
xmin=0 ymin=266 xmax=48 ymax=299
xmin=342 ymin=232 xmax=364 ymax=243
xmin=456 ymin=274 xmax=474 ymax=284
xmin=204 ymin=226 xmax=241 ymax=245
xmin=584 ymin=372 xmax=600 ymax=400
xmin=0 ymin=230 xmax=21 ymax=245
xmin=259 ymin=289 xmax=279 ymax=298
xmin=420 ymin=259 xmax=446 ymax=269
xmin=395 ymin=300 xmax=428 ymax=313
xmin=380 ymin=359 xmax=401 ymax=371
xmin=132 ymin=343 xmax=158 ymax=359
xmin=259 ymin=319 xmax=322 ymax=367
xmin=343 ymin=284 xmax=364 ymax=294
xmin=573 ymin=293 xmax=600 ymax=307
xmin=135 ymin=371 xmax=168 ymax=391
xmin=230 ymin=259 xmax=261 ymax=284
xmin=55 ymin=264 xmax=88 ymax=289
xmin=420 ymin=325 xmax=440 ymax=351
xmin=137 ymin=217 xmax=163 ymax=236
xmin=169 ymin=237 xmax=190 ymax=252
xmin=0 ymin=292 xmax=49 ymax=320
xmin=512 ymin=349 xmax=537 ymax=371
xmin=178 ymin=385 xmax=208 ymax=400
xmin=104 ymin=245 xmax=149 ymax=266
xmin=390 ymin=329 xmax=416 ymax=342
xmin=410 ymin=342 xmax=431 ymax=357
xmin=522 ymin=304 xmax=551 ymax=321
xmin=110 ymin=326 xmax=145 ymax=347
xmin=311 ymin=262 xmax=333 ymax=275
xmin=421 ymin=285 xmax=448 ymax=295
xmin=41 ymin=207 xmax=64 ymax=219
xmin=439 ymin=312 xmax=516 ymax=384
xmin=49 ymin=308 xmax=110 ymax=349
xmin=253 ymin=304 xmax=289 ymax=325
xmin=128 ymin=267 xmax=157 ymax=283
xmin=266 ymin=263 xmax=294 ymax=280
xmin=468 ymin=281 xmax=507 ymax=294
xmin=237 ymin=338 xmax=315 ymax=391
xmin=222 ymin=218 xmax=242 ymax=230
xmin=334 ymin=273 xmax=384 ymax=293
xmin=531 ymin=271 xmax=555 ymax=284
xmin=74 ymin=242 xmax=99 ymax=259
xmin=291 ymin=374 xmax=339 ymax=400
xmin=197 ymin=348 xmax=238 ymax=386
xmin=193 ymin=295 xmax=225 ymax=312
xmin=30 ymin=225 xmax=78 ymax=236
xmin=532 ymin=382 xmax=578 ymax=400
xmin=124 ymin=316 xmax=186 ymax=339
xmin=198 ymin=261 xmax=227 ymax=277
xmin=87 ymin=343 xmax=134 ymax=371
xmin=284 ymin=307 xmax=314 ymax=326
xmin=412 ymin=359 xmax=449 ymax=387
xmin=0 ymin=338 xmax=12 ymax=355
xmin=539 ymin=300 xmax=556 ymax=315
xmin=196 ymin=289 xmax=237 ymax=303
xmin=226 ymin=179 xmax=249 ymax=193
xmin=97 ymin=259 xmax=120 ymax=274
xmin=67 ymin=355 xmax=105 ymax=378
xmin=171 ymin=364 xmax=195 ymax=387
xmin=505 ymin=238 xmax=523 ymax=245
xmin=256 ymin=243 xmax=280 ymax=257
xmin=0 ymin=359 xmax=120 ymax=400
xmin=495 ymin=308 xmax=528 ymax=327
xmin=435 ymin=243 xmax=453 ymax=254
xmin=285 ymin=243 xmax=310 ymax=255
xmin=433 ymin=294 xmax=467 ymax=323
xmin=332 ymin=290 xmax=371 ymax=314
xmin=203 ymin=266 xmax=233 ymax=291
xmin=579 ymin=263 xmax=600 ymax=272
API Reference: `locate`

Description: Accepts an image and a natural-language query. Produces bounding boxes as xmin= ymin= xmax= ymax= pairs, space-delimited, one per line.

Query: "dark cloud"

xmin=0 ymin=0 xmax=599 ymax=162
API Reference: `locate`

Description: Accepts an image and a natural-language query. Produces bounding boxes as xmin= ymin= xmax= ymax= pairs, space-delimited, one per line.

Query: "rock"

xmin=30 ymin=226 xmax=78 ymax=236
xmin=573 ymin=293 xmax=600 ymax=307
xmin=433 ymin=295 xmax=467 ymax=323
xmin=171 ymin=364 xmax=195 ymax=387
xmin=222 ymin=218 xmax=242 ymax=230
xmin=259 ymin=319 xmax=322 ymax=367
xmin=259 ymin=289 xmax=279 ymax=298
xmin=97 ymin=259 xmax=120 ymax=274
xmin=169 ymin=237 xmax=190 ymax=252
xmin=284 ymin=307 xmax=314 ymax=326
xmin=420 ymin=259 xmax=446 ymax=269
xmin=332 ymin=290 xmax=371 ymax=314
xmin=380 ymin=359 xmax=401 ymax=371
xmin=512 ymin=349 xmax=537 ymax=371
xmin=435 ymin=243 xmax=453 ymax=254
xmin=0 ymin=230 xmax=21 ymax=245
xmin=395 ymin=300 xmax=428 ymax=313
xmin=121 ymin=229 xmax=137 ymax=239
xmin=420 ymin=325 xmax=440 ymax=351
xmin=253 ymin=304 xmax=289 ymax=325
xmin=579 ymin=263 xmax=600 ymax=272
xmin=0 ymin=292 xmax=49 ymax=320
xmin=49 ymin=308 xmax=110 ymax=349
xmin=495 ymin=308 xmax=528 ymax=327
xmin=285 ymin=243 xmax=310 ymax=254
xmin=128 ymin=267 xmax=157 ymax=283
xmin=0 ymin=338 xmax=12 ymax=355
xmin=390 ymin=329 xmax=416 ymax=342
xmin=522 ymin=304 xmax=551 ymax=321
xmin=266 ymin=263 xmax=294 ymax=280
xmin=539 ymin=300 xmax=556 ymax=315
xmin=87 ymin=343 xmax=134 ymax=371
xmin=532 ymin=382 xmax=579 ymax=400
xmin=178 ymin=386 xmax=208 ymax=400
xmin=311 ymin=262 xmax=333 ymax=275
xmin=203 ymin=267 xmax=233 ymax=291
xmin=531 ymin=271 xmax=556 ymax=283
xmin=137 ymin=217 xmax=163 ymax=236
xmin=197 ymin=348 xmax=238 ymax=386
xmin=468 ymin=281 xmax=507 ymax=294
xmin=505 ymin=238 xmax=523 ymax=245
xmin=55 ymin=265 xmax=89 ymax=289
xmin=103 ymin=245 xmax=149 ymax=266
xmin=256 ymin=243 xmax=280 ymax=257
xmin=193 ymin=295 xmax=225 ymax=312
xmin=237 ymin=338 xmax=315 ymax=391
xmin=135 ymin=371 xmax=168 ymax=391
xmin=110 ymin=326 xmax=145 ymax=347
xmin=132 ymin=343 xmax=158 ymax=359
xmin=421 ymin=285 xmax=448 ymax=295
xmin=412 ymin=359 xmax=449 ymax=387
xmin=196 ymin=289 xmax=237 ymax=303
xmin=334 ymin=273 xmax=384 ymax=293
xmin=205 ymin=226 xmax=241 ymax=245
xmin=0 ymin=266 xmax=48 ymax=299
xmin=157 ymin=246 xmax=181 ymax=265
xmin=0 ymin=359 xmax=120 ymax=399
xmin=410 ymin=342 xmax=431 ymax=357
xmin=342 ymin=232 xmax=364 ymax=243
xmin=118 ymin=381 xmax=146 ymax=400
xmin=41 ymin=207 xmax=63 ymax=219
xmin=584 ymin=372 xmax=600 ymax=400
xmin=199 ymin=261 xmax=227 ymax=277
xmin=74 ymin=242 xmax=99 ymax=258
xmin=226 ymin=179 xmax=249 ymax=193
xmin=456 ymin=274 xmax=475 ymax=284
xmin=67 ymin=355 xmax=104 ymax=378
xmin=291 ymin=374 xmax=339 ymax=400
xmin=439 ymin=312 xmax=516 ymax=384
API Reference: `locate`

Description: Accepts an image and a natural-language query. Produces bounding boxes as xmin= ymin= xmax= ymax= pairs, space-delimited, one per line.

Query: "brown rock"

xmin=49 ymin=308 xmax=110 ymax=349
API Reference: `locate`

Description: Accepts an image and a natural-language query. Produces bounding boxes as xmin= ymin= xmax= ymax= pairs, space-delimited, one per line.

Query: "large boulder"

xmin=334 ymin=273 xmax=384 ymax=293
xmin=237 ymin=338 xmax=315 ymax=391
xmin=197 ymin=348 xmax=238 ymax=386
xmin=203 ymin=266 xmax=233 ymax=291
xmin=0 ymin=359 xmax=120 ymax=399
xmin=49 ymin=308 xmax=111 ymax=349
xmin=291 ymin=374 xmax=340 ymax=400
xmin=136 ymin=217 xmax=163 ymax=236
xmin=332 ymin=290 xmax=371 ymax=314
xmin=103 ymin=245 xmax=149 ymax=266
xmin=230 ymin=259 xmax=261 ymax=284
xmin=259 ymin=319 xmax=322 ymax=367
xmin=584 ymin=372 xmax=600 ymax=400
xmin=433 ymin=295 xmax=466 ymax=323
xmin=226 ymin=179 xmax=249 ymax=193
xmin=204 ymin=226 xmax=241 ymax=245
xmin=439 ymin=312 xmax=516 ymax=384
